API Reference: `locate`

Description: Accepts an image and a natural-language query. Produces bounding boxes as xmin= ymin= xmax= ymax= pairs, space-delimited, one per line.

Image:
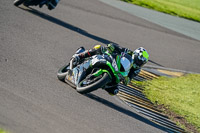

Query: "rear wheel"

xmin=57 ymin=64 xmax=69 ymax=81
xmin=76 ymin=73 xmax=110 ymax=94
xmin=14 ymin=0 xmax=25 ymax=6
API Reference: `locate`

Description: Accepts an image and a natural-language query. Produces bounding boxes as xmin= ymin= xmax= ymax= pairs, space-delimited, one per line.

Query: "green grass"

xmin=121 ymin=0 xmax=200 ymax=22
xmin=141 ymin=74 xmax=200 ymax=132
xmin=0 ymin=129 xmax=7 ymax=133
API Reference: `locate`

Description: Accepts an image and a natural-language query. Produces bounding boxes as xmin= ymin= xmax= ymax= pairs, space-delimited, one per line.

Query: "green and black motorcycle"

xmin=57 ymin=49 xmax=133 ymax=94
xmin=13 ymin=0 xmax=60 ymax=10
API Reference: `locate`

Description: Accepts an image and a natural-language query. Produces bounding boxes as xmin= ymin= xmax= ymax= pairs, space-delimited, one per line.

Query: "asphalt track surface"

xmin=100 ymin=0 xmax=200 ymax=41
xmin=0 ymin=0 xmax=200 ymax=133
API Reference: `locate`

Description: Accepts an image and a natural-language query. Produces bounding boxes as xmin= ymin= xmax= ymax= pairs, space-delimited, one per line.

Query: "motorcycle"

xmin=13 ymin=0 xmax=60 ymax=10
xmin=57 ymin=48 xmax=133 ymax=94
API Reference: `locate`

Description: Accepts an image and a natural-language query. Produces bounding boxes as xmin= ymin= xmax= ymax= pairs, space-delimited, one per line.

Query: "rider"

xmin=72 ymin=43 xmax=149 ymax=95
xmin=23 ymin=0 xmax=60 ymax=10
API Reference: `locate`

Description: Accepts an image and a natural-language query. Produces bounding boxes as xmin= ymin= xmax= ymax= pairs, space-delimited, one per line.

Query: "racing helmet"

xmin=119 ymin=53 xmax=133 ymax=77
xmin=133 ymin=47 xmax=149 ymax=69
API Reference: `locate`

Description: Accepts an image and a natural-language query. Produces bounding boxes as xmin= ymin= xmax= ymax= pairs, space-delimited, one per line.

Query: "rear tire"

xmin=76 ymin=73 xmax=110 ymax=94
xmin=14 ymin=0 xmax=25 ymax=6
xmin=57 ymin=64 xmax=69 ymax=81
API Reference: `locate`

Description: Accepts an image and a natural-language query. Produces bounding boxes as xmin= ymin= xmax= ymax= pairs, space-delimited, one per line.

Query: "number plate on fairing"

xmin=112 ymin=59 xmax=119 ymax=72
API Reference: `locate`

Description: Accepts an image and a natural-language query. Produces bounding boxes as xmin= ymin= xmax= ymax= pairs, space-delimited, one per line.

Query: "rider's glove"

xmin=127 ymin=49 xmax=133 ymax=56
xmin=123 ymin=77 xmax=130 ymax=86
xmin=107 ymin=43 xmax=115 ymax=53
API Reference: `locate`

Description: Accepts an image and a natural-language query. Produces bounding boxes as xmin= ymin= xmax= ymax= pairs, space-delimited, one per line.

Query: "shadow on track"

xmin=84 ymin=93 xmax=171 ymax=133
xmin=148 ymin=60 xmax=164 ymax=67
xmin=20 ymin=7 xmax=114 ymax=45
xmin=19 ymin=7 xmax=163 ymax=67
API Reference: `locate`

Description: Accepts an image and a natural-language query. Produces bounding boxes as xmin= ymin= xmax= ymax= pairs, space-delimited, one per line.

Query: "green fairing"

xmin=116 ymin=55 xmax=121 ymax=69
xmin=106 ymin=61 xmax=120 ymax=83
xmin=92 ymin=52 xmax=121 ymax=83
xmin=104 ymin=50 xmax=111 ymax=56
xmin=92 ymin=62 xmax=120 ymax=83
xmin=92 ymin=69 xmax=111 ymax=78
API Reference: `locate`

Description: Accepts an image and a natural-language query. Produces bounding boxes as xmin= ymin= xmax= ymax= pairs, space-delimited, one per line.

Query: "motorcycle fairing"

xmin=65 ymin=53 xmax=122 ymax=87
xmin=65 ymin=59 xmax=91 ymax=86
xmin=91 ymin=54 xmax=121 ymax=84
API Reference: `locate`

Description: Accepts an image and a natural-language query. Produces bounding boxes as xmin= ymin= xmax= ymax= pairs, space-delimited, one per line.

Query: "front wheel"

xmin=14 ymin=0 xmax=25 ymax=6
xmin=57 ymin=64 xmax=69 ymax=81
xmin=76 ymin=73 xmax=111 ymax=94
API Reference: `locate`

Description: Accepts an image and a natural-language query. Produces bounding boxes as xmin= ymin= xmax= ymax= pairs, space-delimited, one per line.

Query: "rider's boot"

xmin=104 ymin=85 xmax=119 ymax=96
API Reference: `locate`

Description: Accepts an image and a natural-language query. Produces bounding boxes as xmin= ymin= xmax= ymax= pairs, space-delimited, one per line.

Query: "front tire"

xmin=57 ymin=64 xmax=69 ymax=81
xmin=76 ymin=73 xmax=110 ymax=94
xmin=14 ymin=0 xmax=25 ymax=6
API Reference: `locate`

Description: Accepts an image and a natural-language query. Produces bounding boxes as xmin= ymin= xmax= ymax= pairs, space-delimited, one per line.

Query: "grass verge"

xmin=140 ymin=74 xmax=200 ymax=132
xmin=121 ymin=0 xmax=200 ymax=22
xmin=0 ymin=129 xmax=7 ymax=133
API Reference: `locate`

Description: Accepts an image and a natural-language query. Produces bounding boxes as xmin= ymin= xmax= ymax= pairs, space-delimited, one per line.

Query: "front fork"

xmin=69 ymin=58 xmax=74 ymax=70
